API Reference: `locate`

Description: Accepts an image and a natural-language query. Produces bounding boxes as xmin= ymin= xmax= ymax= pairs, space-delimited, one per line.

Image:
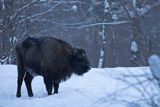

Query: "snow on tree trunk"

xmin=131 ymin=41 xmax=138 ymax=52
xmin=104 ymin=0 xmax=110 ymax=13
xmin=98 ymin=24 xmax=106 ymax=68
xmin=131 ymin=40 xmax=138 ymax=59
xmin=98 ymin=50 xmax=104 ymax=68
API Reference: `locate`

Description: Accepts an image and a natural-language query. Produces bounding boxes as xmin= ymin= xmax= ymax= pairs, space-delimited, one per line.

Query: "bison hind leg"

xmin=16 ymin=45 xmax=26 ymax=98
xmin=24 ymin=72 xmax=34 ymax=97
xmin=44 ymin=77 xmax=53 ymax=95
xmin=53 ymin=82 xmax=59 ymax=94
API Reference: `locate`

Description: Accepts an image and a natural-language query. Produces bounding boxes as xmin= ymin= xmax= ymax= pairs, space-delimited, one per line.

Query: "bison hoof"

xmin=16 ymin=93 xmax=21 ymax=98
xmin=47 ymin=92 xmax=52 ymax=95
xmin=54 ymin=92 xmax=58 ymax=94
xmin=48 ymin=94 xmax=52 ymax=96
xmin=29 ymin=94 xmax=33 ymax=97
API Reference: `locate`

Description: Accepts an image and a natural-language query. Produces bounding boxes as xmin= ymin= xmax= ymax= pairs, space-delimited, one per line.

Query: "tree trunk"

xmin=98 ymin=24 xmax=106 ymax=68
xmin=0 ymin=0 xmax=14 ymax=64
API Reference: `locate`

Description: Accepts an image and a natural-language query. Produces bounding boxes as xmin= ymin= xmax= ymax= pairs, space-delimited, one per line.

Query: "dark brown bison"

xmin=15 ymin=37 xmax=91 ymax=97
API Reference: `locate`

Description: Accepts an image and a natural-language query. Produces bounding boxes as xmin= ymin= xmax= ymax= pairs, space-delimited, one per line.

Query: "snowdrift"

xmin=0 ymin=65 xmax=157 ymax=107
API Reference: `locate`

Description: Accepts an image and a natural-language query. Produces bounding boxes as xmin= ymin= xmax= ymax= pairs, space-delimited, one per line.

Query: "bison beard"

xmin=15 ymin=37 xmax=91 ymax=97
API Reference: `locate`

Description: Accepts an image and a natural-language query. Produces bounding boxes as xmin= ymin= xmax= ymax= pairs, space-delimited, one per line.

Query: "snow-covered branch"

xmin=0 ymin=56 xmax=8 ymax=64
xmin=132 ymin=0 xmax=160 ymax=15
xmin=29 ymin=19 xmax=129 ymax=29
xmin=71 ymin=21 xmax=129 ymax=29
xmin=13 ymin=0 xmax=40 ymax=20
xmin=51 ymin=0 xmax=83 ymax=4
xmin=17 ymin=0 xmax=64 ymax=24
xmin=108 ymin=68 xmax=160 ymax=106
xmin=31 ymin=19 xmax=87 ymax=26
xmin=126 ymin=0 xmax=160 ymax=18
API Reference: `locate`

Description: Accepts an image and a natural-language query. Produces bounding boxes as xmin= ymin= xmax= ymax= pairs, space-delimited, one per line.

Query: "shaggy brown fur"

xmin=15 ymin=37 xmax=90 ymax=97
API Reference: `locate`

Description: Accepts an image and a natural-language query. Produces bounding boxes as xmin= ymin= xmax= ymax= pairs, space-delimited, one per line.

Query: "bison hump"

xmin=22 ymin=37 xmax=40 ymax=49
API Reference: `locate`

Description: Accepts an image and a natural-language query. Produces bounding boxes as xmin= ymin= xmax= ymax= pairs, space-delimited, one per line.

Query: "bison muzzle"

xmin=15 ymin=37 xmax=91 ymax=97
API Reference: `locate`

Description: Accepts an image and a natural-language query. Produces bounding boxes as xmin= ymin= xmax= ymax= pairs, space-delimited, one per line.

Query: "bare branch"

xmin=28 ymin=19 xmax=129 ymax=29
xmin=13 ymin=0 xmax=40 ymax=20
xmin=31 ymin=19 xmax=87 ymax=26
xmin=141 ymin=1 xmax=160 ymax=15
xmin=70 ymin=21 xmax=129 ymax=29
xmin=17 ymin=0 xmax=64 ymax=24
xmin=51 ymin=0 xmax=84 ymax=4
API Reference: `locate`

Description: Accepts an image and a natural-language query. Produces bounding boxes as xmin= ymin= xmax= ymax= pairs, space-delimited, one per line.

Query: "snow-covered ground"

xmin=0 ymin=65 xmax=158 ymax=107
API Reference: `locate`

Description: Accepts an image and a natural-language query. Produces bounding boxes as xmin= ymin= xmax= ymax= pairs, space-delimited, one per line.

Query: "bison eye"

xmin=78 ymin=51 xmax=86 ymax=59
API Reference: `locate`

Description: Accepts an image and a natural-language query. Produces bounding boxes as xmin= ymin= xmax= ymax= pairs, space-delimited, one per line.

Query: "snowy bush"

xmin=148 ymin=54 xmax=160 ymax=80
xmin=108 ymin=58 xmax=160 ymax=107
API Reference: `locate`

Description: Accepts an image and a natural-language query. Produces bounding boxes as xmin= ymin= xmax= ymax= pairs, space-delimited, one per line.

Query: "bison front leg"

xmin=53 ymin=82 xmax=59 ymax=94
xmin=16 ymin=70 xmax=25 ymax=97
xmin=44 ymin=77 xmax=53 ymax=95
xmin=24 ymin=73 xmax=33 ymax=97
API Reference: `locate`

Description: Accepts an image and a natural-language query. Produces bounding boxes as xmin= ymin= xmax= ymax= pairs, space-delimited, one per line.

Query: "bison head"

xmin=69 ymin=47 xmax=91 ymax=75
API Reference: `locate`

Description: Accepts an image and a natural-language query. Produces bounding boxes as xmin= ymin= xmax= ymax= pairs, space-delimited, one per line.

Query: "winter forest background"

xmin=0 ymin=0 xmax=160 ymax=67
xmin=1 ymin=1 xmax=160 ymax=107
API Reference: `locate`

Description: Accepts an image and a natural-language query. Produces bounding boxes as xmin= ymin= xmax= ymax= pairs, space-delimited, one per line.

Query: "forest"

xmin=0 ymin=0 xmax=160 ymax=67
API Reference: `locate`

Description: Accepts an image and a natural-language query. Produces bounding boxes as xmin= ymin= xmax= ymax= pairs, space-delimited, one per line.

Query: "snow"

xmin=131 ymin=41 xmax=138 ymax=52
xmin=139 ymin=5 xmax=151 ymax=15
xmin=98 ymin=58 xmax=103 ymax=68
xmin=63 ymin=5 xmax=77 ymax=12
xmin=129 ymin=11 xmax=135 ymax=18
xmin=104 ymin=0 xmax=110 ymax=13
xmin=148 ymin=54 xmax=160 ymax=79
xmin=39 ymin=0 xmax=47 ymax=2
xmin=0 ymin=56 xmax=8 ymax=64
xmin=132 ymin=0 xmax=137 ymax=9
xmin=72 ymin=5 xmax=77 ymax=11
xmin=0 ymin=65 xmax=157 ymax=107
xmin=112 ymin=14 xmax=118 ymax=20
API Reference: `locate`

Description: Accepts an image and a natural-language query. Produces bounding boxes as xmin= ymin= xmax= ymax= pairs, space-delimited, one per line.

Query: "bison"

xmin=15 ymin=37 xmax=91 ymax=97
